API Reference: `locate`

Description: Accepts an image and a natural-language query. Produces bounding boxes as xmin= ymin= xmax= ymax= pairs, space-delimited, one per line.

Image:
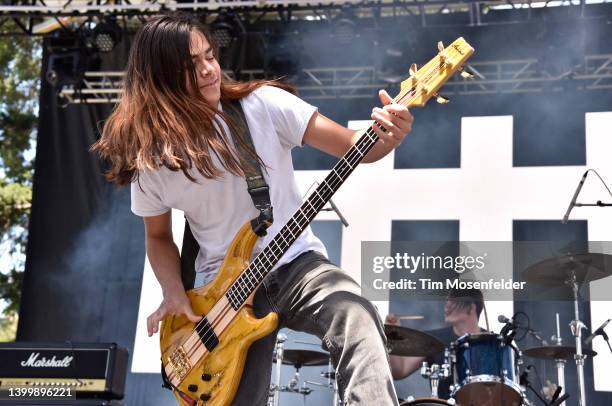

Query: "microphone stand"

xmin=561 ymin=169 xmax=612 ymax=223
xmin=595 ymin=328 xmax=612 ymax=355
xmin=574 ymin=201 xmax=612 ymax=207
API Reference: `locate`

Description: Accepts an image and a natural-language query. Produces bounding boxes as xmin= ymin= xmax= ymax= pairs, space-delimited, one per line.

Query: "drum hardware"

xmin=323 ymin=358 xmax=341 ymax=406
xmin=384 ymin=324 xmax=445 ymax=357
xmin=280 ymin=380 xmax=314 ymax=406
xmin=420 ymin=350 xmax=451 ymax=398
xmin=270 ymin=333 xmax=288 ymax=406
xmin=450 ymin=332 xmax=523 ymax=406
xmin=294 ymin=340 xmax=322 ymax=346
xmin=305 ymin=359 xmax=342 ymax=406
xmin=295 ymin=337 xmax=341 ymax=404
xmin=270 ymin=346 xmax=331 ymax=406
xmin=523 ymin=345 xmax=597 ymax=360
xmin=522 ymin=313 xmax=600 ymax=406
xmin=400 ymin=396 xmax=455 ymax=405
xmin=523 ymin=341 xmax=595 ymax=406
xmin=279 ymin=363 xmax=314 ymax=406
xmin=519 ymin=365 xmax=570 ymax=406
xmin=280 ymin=349 xmax=330 ymax=367
xmin=522 ymin=252 xmax=612 ymax=406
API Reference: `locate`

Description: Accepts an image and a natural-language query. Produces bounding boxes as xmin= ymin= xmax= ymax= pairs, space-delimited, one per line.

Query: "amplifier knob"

xmin=200 ymin=393 xmax=211 ymax=401
xmin=201 ymin=373 xmax=212 ymax=381
xmin=187 ymin=384 xmax=198 ymax=392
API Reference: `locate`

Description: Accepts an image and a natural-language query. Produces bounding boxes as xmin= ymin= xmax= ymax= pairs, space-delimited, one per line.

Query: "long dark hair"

xmin=92 ymin=13 xmax=296 ymax=186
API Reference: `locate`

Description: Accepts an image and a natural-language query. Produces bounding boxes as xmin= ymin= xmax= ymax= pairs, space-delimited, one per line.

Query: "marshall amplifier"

xmin=0 ymin=342 xmax=128 ymax=401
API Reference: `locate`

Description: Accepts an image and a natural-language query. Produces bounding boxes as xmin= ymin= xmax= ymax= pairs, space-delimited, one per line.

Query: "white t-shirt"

xmin=131 ymin=85 xmax=328 ymax=283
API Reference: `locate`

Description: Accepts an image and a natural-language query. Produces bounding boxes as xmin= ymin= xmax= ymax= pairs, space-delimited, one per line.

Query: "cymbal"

xmin=524 ymin=345 xmax=597 ymax=360
xmin=278 ymin=349 xmax=330 ymax=367
xmin=385 ymin=324 xmax=445 ymax=357
xmin=522 ymin=253 xmax=612 ymax=287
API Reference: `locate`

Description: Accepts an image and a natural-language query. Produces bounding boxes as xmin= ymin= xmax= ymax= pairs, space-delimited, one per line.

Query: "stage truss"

xmin=1 ymin=0 xmax=611 ymax=35
xmin=57 ymin=53 xmax=612 ymax=104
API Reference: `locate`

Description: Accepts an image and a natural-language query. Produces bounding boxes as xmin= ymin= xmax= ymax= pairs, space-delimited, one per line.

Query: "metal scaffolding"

xmin=1 ymin=0 xmax=611 ymax=35
xmin=56 ymin=53 xmax=612 ymax=104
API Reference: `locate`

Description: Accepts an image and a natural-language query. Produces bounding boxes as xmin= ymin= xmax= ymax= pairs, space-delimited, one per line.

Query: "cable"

xmin=587 ymin=169 xmax=612 ymax=199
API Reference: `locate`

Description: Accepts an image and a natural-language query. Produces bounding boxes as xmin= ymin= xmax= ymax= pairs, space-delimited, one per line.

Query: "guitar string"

xmin=175 ymin=51 xmax=460 ymax=369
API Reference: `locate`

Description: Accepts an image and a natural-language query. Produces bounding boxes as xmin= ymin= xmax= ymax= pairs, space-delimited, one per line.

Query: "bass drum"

xmin=400 ymin=398 xmax=454 ymax=405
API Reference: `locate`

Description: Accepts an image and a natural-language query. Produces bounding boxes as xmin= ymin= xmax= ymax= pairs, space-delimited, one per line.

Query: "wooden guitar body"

xmin=159 ymin=222 xmax=278 ymax=406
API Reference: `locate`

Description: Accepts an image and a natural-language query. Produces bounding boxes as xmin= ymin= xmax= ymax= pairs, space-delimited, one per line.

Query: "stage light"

xmin=333 ymin=18 xmax=357 ymax=45
xmin=210 ymin=14 xmax=245 ymax=49
xmin=92 ymin=18 xmax=122 ymax=53
xmin=211 ymin=21 xmax=235 ymax=48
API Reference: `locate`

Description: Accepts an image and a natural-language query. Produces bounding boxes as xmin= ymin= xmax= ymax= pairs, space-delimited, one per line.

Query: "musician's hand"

xmin=147 ymin=289 xmax=202 ymax=337
xmin=371 ymin=89 xmax=414 ymax=149
xmin=385 ymin=313 xmax=401 ymax=326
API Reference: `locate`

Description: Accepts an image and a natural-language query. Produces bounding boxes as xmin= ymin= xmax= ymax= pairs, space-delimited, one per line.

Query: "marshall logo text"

xmin=20 ymin=352 xmax=74 ymax=368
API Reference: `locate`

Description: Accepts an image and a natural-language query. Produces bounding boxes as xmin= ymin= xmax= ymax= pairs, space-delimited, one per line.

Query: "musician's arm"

xmin=143 ymin=212 xmax=201 ymax=336
xmin=302 ymin=91 xmax=413 ymax=164
xmin=144 ymin=211 xmax=184 ymax=295
xmin=389 ymin=355 xmax=425 ymax=380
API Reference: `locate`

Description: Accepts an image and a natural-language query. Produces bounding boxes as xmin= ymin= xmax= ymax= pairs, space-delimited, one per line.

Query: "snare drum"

xmin=450 ymin=333 xmax=522 ymax=406
xmin=400 ymin=397 xmax=454 ymax=405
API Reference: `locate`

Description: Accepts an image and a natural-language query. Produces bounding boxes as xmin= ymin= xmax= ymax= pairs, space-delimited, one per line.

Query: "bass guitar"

xmin=160 ymin=37 xmax=475 ymax=406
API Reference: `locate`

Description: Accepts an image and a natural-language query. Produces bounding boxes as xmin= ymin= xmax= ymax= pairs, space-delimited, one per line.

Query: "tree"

xmin=0 ymin=23 xmax=41 ymax=341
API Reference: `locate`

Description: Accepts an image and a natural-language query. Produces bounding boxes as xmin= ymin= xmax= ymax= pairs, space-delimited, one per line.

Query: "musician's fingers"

xmin=385 ymin=313 xmax=400 ymax=325
xmin=183 ymin=305 xmax=202 ymax=323
xmin=378 ymin=89 xmax=394 ymax=106
xmin=148 ymin=308 xmax=165 ymax=336
xmin=371 ymin=122 xmax=389 ymax=144
xmin=147 ymin=313 xmax=157 ymax=337
xmin=371 ymin=108 xmax=395 ymax=131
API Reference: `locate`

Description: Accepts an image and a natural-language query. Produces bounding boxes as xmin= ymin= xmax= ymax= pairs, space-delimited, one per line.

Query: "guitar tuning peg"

xmin=437 ymin=41 xmax=450 ymax=66
xmin=409 ymin=63 xmax=418 ymax=76
xmin=458 ymin=66 xmax=474 ymax=79
xmin=435 ymin=93 xmax=450 ymax=104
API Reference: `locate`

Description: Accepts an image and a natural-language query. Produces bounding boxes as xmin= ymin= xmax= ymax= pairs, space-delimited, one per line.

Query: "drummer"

xmin=386 ymin=287 xmax=485 ymax=399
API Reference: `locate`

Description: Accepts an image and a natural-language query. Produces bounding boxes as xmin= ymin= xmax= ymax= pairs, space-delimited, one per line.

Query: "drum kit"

xmin=268 ymin=253 xmax=612 ymax=406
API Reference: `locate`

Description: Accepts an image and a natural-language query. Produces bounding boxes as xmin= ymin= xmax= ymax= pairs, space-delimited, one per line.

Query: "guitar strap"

xmin=179 ymin=98 xmax=273 ymax=290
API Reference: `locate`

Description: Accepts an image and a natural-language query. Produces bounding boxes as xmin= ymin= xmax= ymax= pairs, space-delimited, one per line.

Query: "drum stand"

xmin=566 ymin=272 xmax=587 ymax=406
xmin=551 ymin=313 xmax=566 ymax=406
xmin=420 ymin=352 xmax=450 ymax=398
xmin=324 ymin=359 xmax=341 ymax=406
xmin=271 ymin=333 xmax=287 ymax=406
xmin=307 ymin=359 xmax=341 ymax=406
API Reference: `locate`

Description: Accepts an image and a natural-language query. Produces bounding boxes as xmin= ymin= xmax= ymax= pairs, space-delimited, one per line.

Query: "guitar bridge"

xmin=168 ymin=346 xmax=192 ymax=381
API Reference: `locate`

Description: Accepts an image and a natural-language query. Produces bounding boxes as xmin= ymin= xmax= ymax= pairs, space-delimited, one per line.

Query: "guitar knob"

xmin=188 ymin=384 xmax=198 ymax=392
xmin=200 ymin=393 xmax=211 ymax=401
xmin=202 ymin=373 xmax=212 ymax=381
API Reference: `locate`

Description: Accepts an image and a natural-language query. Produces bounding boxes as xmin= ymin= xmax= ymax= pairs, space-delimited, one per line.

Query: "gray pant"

xmin=227 ymin=250 xmax=399 ymax=406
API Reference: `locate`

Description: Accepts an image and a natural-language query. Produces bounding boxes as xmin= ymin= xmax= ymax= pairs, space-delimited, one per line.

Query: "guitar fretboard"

xmin=225 ymin=125 xmax=382 ymax=309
